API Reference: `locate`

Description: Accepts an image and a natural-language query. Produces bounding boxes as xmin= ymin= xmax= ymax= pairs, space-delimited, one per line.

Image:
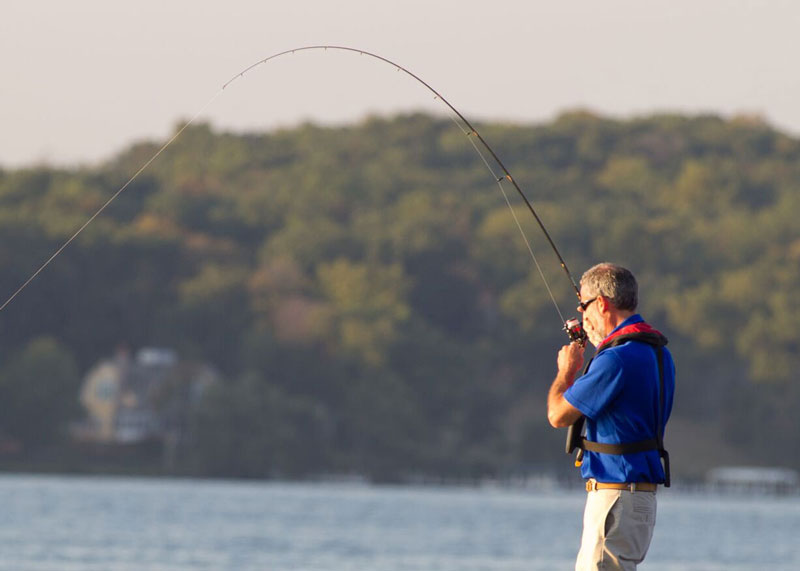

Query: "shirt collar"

xmin=609 ymin=313 xmax=643 ymax=336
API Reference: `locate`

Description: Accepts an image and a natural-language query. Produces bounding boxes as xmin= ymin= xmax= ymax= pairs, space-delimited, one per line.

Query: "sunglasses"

xmin=578 ymin=296 xmax=598 ymax=312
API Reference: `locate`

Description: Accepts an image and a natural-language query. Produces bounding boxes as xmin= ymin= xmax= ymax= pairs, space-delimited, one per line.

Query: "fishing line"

xmin=1 ymin=45 xmax=582 ymax=337
xmin=442 ymin=113 xmax=566 ymax=324
xmin=0 ymin=91 xmax=224 ymax=313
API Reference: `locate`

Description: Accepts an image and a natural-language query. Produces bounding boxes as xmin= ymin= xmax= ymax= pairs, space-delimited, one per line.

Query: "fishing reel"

xmin=564 ymin=318 xmax=588 ymax=346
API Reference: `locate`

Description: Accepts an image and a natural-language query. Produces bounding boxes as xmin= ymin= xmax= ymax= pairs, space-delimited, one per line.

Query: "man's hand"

xmin=557 ymin=341 xmax=586 ymax=380
xmin=547 ymin=342 xmax=586 ymax=428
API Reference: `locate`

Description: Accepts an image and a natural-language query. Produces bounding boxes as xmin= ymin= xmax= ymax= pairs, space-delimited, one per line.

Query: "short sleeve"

xmin=564 ymin=351 xmax=625 ymax=419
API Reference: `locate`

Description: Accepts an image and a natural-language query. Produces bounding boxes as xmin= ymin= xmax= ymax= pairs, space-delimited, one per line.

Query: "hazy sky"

xmin=3 ymin=0 xmax=799 ymax=168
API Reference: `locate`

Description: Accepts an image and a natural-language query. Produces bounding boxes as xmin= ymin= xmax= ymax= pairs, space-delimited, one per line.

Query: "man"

xmin=547 ymin=263 xmax=675 ymax=571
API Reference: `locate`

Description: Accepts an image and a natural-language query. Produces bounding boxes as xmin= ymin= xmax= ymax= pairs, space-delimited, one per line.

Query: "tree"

xmin=0 ymin=337 xmax=80 ymax=450
xmin=315 ymin=258 xmax=410 ymax=366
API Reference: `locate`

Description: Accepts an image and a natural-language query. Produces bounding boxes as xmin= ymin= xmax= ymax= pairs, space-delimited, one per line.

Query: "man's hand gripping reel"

xmin=564 ymin=318 xmax=588 ymax=467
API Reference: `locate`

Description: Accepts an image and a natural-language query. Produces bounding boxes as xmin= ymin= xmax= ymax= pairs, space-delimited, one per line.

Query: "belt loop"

xmin=630 ymin=482 xmax=637 ymax=493
xmin=586 ymin=478 xmax=597 ymax=492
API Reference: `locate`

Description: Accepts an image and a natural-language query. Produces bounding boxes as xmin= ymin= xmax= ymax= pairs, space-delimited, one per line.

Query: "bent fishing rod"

xmin=0 ymin=45 xmax=588 ymax=344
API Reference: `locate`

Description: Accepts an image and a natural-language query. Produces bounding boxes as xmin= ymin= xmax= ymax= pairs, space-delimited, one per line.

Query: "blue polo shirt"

xmin=564 ymin=315 xmax=675 ymax=483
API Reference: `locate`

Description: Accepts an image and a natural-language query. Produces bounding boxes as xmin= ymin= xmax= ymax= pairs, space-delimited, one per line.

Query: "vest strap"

xmin=579 ymin=437 xmax=660 ymax=455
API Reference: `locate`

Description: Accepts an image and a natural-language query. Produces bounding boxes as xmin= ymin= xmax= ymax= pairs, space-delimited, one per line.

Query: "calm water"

xmin=0 ymin=474 xmax=797 ymax=571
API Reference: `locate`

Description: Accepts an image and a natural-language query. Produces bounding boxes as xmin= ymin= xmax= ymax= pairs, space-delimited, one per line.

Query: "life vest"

xmin=565 ymin=321 xmax=672 ymax=487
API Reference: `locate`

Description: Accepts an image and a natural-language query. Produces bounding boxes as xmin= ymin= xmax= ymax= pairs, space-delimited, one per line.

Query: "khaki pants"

xmin=575 ymin=488 xmax=657 ymax=570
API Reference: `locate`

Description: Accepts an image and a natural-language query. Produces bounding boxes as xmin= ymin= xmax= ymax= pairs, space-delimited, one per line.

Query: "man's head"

xmin=579 ymin=263 xmax=638 ymax=311
xmin=578 ymin=263 xmax=638 ymax=345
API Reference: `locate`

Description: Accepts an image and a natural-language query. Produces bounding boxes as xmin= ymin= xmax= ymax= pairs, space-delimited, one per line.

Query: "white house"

xmin=72 ymin=347 xmax=217 ymax=446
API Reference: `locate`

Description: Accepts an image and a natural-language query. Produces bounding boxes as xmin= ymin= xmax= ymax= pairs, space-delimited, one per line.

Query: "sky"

xmin=2 ymin=0 xmax=799 ymax=168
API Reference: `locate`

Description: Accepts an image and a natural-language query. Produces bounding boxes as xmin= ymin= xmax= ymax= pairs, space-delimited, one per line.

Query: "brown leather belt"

xmin=586 ymin=479 xmax=658 ymax=493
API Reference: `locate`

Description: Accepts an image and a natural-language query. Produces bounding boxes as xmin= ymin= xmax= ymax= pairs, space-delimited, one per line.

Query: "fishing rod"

xmin=1 ymin=45 xmax=588 ymax=344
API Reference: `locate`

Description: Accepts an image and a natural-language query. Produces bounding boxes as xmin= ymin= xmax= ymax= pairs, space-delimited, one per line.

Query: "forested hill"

xmin=1 ymin=111 xmax=799 ymax=481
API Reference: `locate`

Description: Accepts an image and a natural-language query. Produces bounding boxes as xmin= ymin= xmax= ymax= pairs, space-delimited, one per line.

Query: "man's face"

xmin=578 ymin=286 xmax=605 ymax=347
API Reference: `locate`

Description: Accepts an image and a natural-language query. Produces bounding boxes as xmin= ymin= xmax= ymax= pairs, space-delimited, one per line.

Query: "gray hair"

xmin=580 ymin=263 xmax=638 ymax=311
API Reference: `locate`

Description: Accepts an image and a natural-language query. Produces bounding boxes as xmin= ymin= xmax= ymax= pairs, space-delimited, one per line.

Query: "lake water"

xmin=0 ymin=474 xmax=797 ymax=570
